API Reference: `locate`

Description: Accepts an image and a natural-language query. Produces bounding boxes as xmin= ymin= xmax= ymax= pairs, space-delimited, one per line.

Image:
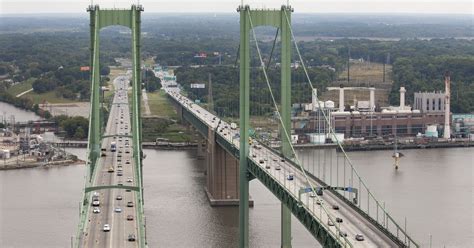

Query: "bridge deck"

xmin=80 ymin=75 xmax=140 ymax=248
xmin=167 ymin=88 xmax=407 ymax=247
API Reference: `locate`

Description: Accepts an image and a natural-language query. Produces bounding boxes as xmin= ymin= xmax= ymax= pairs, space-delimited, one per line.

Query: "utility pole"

xmin=208 ymin=73 xmax=214 ymax=114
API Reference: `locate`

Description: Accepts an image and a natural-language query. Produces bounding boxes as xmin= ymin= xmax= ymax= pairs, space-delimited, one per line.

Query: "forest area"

xmin=0 ymin=14 xmax=473 ymax=117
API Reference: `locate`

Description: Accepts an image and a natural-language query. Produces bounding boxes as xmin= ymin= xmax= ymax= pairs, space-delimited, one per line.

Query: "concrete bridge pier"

xmin=204 ymin=129 xmax=253 ymax=206
xmin=196 ymin=138 xmax=206 ymax=160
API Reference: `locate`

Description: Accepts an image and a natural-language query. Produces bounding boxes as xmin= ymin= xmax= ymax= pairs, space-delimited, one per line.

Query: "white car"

xmin=93 ymin=207 xmax=100 ymax=213
xmin=103 ymin=224 xmax=110 ymax=232
xmin=127 ymin=178 xmax=133 ymax=182
xmin=114 ymin=207 xmax=122 ymax=213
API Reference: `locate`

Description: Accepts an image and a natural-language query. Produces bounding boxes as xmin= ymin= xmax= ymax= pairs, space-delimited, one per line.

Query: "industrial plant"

xmin=291 ymin=73 xmax=473 ymax=146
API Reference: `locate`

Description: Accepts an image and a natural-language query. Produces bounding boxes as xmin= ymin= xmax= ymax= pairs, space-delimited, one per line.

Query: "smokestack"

xmin=312 ymin=88 xmax=318 ymax=107
xmin=399 ymin=86 xmax=406 ymax=110
xmin=339 ymin=85 xmax=345 ymax=112
xmin=443 ymin=72 xmax=451 ymax=139
xmin=369 ymin=87 xmax=375 ymax=111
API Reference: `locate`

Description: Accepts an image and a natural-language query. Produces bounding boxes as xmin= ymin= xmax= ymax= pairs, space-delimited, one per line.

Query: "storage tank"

xmin=324 ymin=100 xmax=335 ymax=109
xmin=3 ymin=150 xmax=10 ymax=159
xmin=425 ymin=125 xmax=438 ymax=137
xmin=330 ymin=133 xmax=345 ymax=144
xmin=308 ymin=133 xmax=326 ymax=144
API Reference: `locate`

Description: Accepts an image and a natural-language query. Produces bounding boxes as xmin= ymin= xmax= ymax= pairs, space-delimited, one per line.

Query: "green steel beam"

xmin=246 ymin=159 xmax=343 ymax=248
xmin=238 ymin=5 xmax=251 ymax=248
xmin=85 ymin=185 xmax=141 ymax=193
xmin=280 ymin=6 xmax=293 ymax=248
xmin=130 ymin=5 xmax=146 ymax=247
xmin=101 ymin=134 xmax=133 ymax=139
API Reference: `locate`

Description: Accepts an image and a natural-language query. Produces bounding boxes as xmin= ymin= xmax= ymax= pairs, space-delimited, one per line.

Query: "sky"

xmin=0 ymin=0 xmax=473 ymax=15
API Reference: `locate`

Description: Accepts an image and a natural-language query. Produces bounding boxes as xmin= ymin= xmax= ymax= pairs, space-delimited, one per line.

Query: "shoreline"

xmin=0 ymin=159 xmax=84 ymax=171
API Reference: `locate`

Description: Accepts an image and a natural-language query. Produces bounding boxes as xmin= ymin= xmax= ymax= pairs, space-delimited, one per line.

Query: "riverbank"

xmin=0 ymin=158 xmax=84 ymax=171
xmin=339 ymin=140 xmax=474 ymax=151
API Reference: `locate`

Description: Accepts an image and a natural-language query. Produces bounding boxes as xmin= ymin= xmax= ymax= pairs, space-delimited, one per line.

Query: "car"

xmin=101 ymin=152 xmax=106 ymax=157
xmin=316 ymin=199 xmax=323 ymax=205
xmin=127 ymin=201 xmax=134 ymax=207
xmin=118 ymin=167 xmax=123 ymax=171
xmin=103 ymin=224 xmax=110 ymax=232
xmin=272 ymin=158 xmax=277 ymax=161
xmin=265 ymin=164 xmax=271 ymax=169
xmin=127 ymin=178 xmax=133 ymax=182
xmin=336 ymin=217 xmax=343 ymax=223
xmin=339 ymin=231 xmax=347 ymax=237
xmin=275 ymin=165 xmax=281 ymax=170
xmin=287 ymin=173 xmax=294 ymax=180
xmin=252 ymin=154 xmax=257 ymax=158
xmin=327 ymin=220 xmax=334 ymax=226
xmin=126 ymin=160 xmax=130 ymax=164
xmin=125 ymin=150 xmax=130 ymax=154
xmin=92 ymin=200 xmax=100 ymax=206
xmin=309 ymin=192 xmax=316 ymax=198
xmin=332 ymin=205 xmax=340 ymax=210
xmin=108 ymin=167 xmax=114 ymax=173
xmin=118 ymin=182 xmax=123 ymax=186
xmin=93 ymin=207 xmax=100 ymax=213
xmin=117 ymin=172 xmax=123 ymax=176
xmin=116 ymin=195 xmax=123 ymax=200
xmin=126 ymin=189 xmax=132 ymax=192
xmin=114 ymin=207 xmax=122 ymax=213
xmin=128 ymin=234 xmax=136 ymax=241
xmin=355 ymin=234 xmax=365 ymax=241
xmin=259 ymin=159 xmax=264 ymax=164
xmin=127 ymin=215 xmax=134 ymax=221
xmin=280 ymin=158 xmax=285 ymax=162
xmin=316 ymin=188 xmax=323 ymax=196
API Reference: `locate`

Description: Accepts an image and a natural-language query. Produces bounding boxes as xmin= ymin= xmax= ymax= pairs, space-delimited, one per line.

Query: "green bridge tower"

xmin=238 ymin=5 xmax=293 ymax=248
xmin=76 ymin=4 xmax=146 ymax=248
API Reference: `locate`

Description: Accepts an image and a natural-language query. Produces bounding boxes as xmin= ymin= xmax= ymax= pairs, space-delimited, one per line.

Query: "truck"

xmin=110 ymin=142 xmax=117 ymax=152
xmin=230 ymin=122 xmax=237 ymax=130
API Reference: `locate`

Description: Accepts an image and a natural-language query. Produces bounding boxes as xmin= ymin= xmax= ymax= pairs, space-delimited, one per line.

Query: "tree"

xmin=74 ymin=126 xmax=86 ymax=139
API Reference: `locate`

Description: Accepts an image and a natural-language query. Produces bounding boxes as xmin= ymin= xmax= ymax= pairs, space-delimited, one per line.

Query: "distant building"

xmin=414 ymin=91 xmax=445 ymax=113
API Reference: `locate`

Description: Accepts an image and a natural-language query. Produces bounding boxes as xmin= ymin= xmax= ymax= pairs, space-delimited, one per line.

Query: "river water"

xmin=0 ymin=102 xmax=472 ymax=247
xmin=0 ymin=146 xmax=472 ymax=247
xmin=0 ymin=102 xmax=40 ymax=123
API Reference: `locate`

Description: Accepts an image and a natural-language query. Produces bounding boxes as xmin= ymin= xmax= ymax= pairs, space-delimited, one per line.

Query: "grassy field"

xmin=143 ymin=57 xmax=155 ymax=68
xmin=145 ymin=90 xmax=177 ymax=118
xmin=319 ymin=62 xmax=393 ymax=106
xmin=25 ymin=91 xmax=77 ymax=104
xmin=6 ymin=78 xmax=34 ymax=96
xmin=337 ymin=62 xmax=392 ymax=87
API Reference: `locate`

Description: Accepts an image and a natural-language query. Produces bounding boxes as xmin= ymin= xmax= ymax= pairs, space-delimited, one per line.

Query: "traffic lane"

xmin=251 ymin=145 xmax=395 ymax=247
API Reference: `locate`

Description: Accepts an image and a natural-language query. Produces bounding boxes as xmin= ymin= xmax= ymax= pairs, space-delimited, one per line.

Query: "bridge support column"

xmin=204 ymin=129 xmax=253 ymax=206
xmin=196 ymin=138 xmax=206 ymax=160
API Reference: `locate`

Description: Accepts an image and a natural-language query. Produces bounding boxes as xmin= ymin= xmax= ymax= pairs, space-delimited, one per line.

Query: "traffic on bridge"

xmin=80 ymin=75 xmax=139 ymax=247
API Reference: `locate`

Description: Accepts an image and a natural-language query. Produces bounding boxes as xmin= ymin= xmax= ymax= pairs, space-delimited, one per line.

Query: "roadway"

xmin=81 ymin=75 xmax=139 ymax=247
xmin=166 ymin=87 xmax=399 ymax=247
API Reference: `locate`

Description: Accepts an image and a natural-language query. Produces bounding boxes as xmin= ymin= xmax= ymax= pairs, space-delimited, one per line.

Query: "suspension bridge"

xmin=75 ymin=4 xmax=419 ymax=248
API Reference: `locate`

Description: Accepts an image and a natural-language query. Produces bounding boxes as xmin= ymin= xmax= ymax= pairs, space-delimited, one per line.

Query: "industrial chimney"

xmin=369 ymin=87 xmax=375 ymax=111
xmin=339 ymin=85 xmax=345 ymax=112
xmin=399 ymin=86 xmax=406 ymax=110
xmin=312 ymin=88 xmax=318 ymax=107
xmin=443 ymin=72 xmax=451 ymax=139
